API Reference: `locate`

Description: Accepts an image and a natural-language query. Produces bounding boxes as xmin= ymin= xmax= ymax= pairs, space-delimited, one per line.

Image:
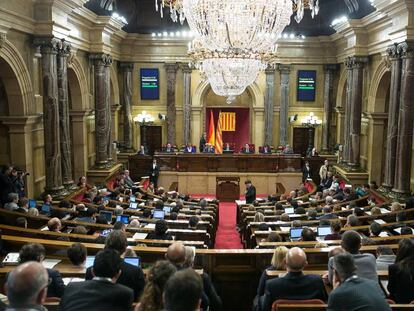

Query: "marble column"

xmin=90 ymin=53 xmax=112 ymax=168
xmin=57 ymin=39 xmax=75 ymax=189
xmin=343 ymin=57 xmax=354 ymax=164
xmin=104 ymin=59 xmax=113 ymax=162
xmin=181 ymin=64 xmax=192 ymax=145
xmin=321 ymin=64 xmax=337 ymax=152
xmin=33 ymin=37 xmax=65 ymax=195
xmin=120 ymin=62 xmax=134 ymax=151
xmin=348 ymin=56 xmax=368 ymax=168
xmin=392 ymin=42 xmax=414 ymax=195
xmin=165 ymin=63 xmax=178 ymax=145
xmin=278 ymin=64 xmax=291 ymax=146
xmin=264 ymin=65 xmax=276 ymax=146
xmin=382 ymin=44 xmax=402 ymax=189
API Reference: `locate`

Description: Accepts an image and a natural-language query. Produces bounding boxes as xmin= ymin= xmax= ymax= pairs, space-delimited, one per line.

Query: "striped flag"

xmin=215 ymin=112 xmax=223 ymax=154
xmin=207 ymin=110 xmax=215 ymax=146
xmin=220 ymin=112 xmax=236 ymax=131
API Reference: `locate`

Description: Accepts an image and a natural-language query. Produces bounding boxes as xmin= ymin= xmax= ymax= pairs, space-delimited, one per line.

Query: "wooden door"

xmin=141 ymin=125 xmax=162 ymax=155
xmin=293 ymin=127 xmax=311 ymax=156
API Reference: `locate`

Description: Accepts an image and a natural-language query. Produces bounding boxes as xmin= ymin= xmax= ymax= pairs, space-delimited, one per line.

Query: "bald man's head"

xmin=286 ymin=247 xmax=307 ymax=272
xmin=166 ymin=242 xmax=186 ymax=267
xmin=6 ymin=261 xmax=48 ymax=306
xmin=47 ymin=217 xmax=61 ymax=232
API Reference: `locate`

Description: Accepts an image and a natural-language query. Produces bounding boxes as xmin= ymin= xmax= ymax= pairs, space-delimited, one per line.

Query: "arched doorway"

xmin=0 ymin=70 xmax=11 ymax=165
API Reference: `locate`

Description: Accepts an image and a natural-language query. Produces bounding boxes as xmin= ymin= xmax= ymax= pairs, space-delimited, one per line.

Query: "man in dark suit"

xmin=165 ymin=143 xmax=174 ymax=153
xmin=245 ymin=180 xmax=256 ymax=204
xmin=328 ymin=253 xmax=391 ymax=311
xmin=85 ymin=230 xmax=145 ymax=301
xmin=259 ymin=247 xmax=327 ymax=311
xmin=199 ymin=132 xmax=207 ymax=153
xmin=302 ymin=161 xmax=312 ymax=182
xmin=241 ymin=143 xmax=252 ymax=154
xmin=60 ymin=249 xmax=134 ymax=311
xmin=150 ymin=159 xmax=160 ymax=188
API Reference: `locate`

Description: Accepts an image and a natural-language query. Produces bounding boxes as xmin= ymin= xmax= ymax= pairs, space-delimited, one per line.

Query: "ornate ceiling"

xmin=84 ymin=0 xmax=375 ymax=36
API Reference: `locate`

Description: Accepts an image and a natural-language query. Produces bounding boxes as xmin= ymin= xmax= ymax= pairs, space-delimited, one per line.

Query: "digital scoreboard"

xmin=140 ymin=68 xmax=159 ymax=100
xmin=297 ymin=70 xmax=316 ymax=102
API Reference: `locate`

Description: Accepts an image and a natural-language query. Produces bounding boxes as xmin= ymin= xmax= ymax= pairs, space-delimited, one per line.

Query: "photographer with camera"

xmin=0 ymin=165 xmax=16 ymax=206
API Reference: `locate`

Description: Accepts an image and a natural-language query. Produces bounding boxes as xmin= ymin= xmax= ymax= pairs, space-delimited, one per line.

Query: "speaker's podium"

xmin=216 ymin=177 xmax=240 ymax=202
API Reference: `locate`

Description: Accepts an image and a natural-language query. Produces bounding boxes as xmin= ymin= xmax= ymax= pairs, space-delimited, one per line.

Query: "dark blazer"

xmin=388 ymin=263 xmax=414 ymax=303
xmin=85 ymin=260 xmax=145 ymax=301
xmin=302 ymin=166 xmax=312 ymax=182
xmin=202 ymin=272 xmax=222 ymax=311
xmin=328 ymin=277 xmax=391 ymax=311
xmin=146 ymin=232 xmax=173 ymax=240
xmin=245 ymin=186 xmax=256 ymax=204
xmin=47 ymin=268 xmax=66 ymax=298
xmin=259 ymin=272 xmax=327 ymax=311
xmin=199 ymin=136 xmax=206 ymax=153
xmin=257 ymin=266 xmax=278 ymax=297
xmin=60 ymin=279 xmax=133 ymax=311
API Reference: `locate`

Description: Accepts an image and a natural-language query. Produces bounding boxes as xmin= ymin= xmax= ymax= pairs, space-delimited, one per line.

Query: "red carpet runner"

xmin=214 ymin=201 xmax=243 ymax=249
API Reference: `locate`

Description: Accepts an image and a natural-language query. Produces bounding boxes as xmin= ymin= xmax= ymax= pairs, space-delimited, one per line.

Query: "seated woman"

xmin=146 ymin=220 xmax=173 ymax=240
xmin=260 ymin=144 xmax=272 ymax=154
xmin=256 ymin=246 xmax=288 ymax=296
xmin=77 ymin=176 xmax=93 ymax=191
xmin=388 ymin=238 xmax=414 ymax=303
xmin=203 ymin=143 xmax=215 ymax=153
xmin=184 ymin=144 xmax=194 ymax=153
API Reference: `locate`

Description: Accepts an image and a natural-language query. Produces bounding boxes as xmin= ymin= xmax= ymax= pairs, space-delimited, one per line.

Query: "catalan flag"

xmin=207 ymin=110 xmax=215 ymax=146
xmin=220 ymin=112 xmax=236 ymax=131
xmin=215 ymin=112 xmax=223 ymax=154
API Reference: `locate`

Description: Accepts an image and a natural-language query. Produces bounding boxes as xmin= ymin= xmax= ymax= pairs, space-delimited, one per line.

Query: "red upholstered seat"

xmin=272 ymin=299 xmax=325 ymax=311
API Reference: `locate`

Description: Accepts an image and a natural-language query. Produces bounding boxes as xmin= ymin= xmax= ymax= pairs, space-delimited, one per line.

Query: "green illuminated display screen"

xmin=297 ymin=70 xmax=316 ymax=101
xmin=140 ymin=68 xmax=159 ymax=100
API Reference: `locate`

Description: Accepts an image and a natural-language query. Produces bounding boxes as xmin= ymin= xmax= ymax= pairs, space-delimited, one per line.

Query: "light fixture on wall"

xmin=134 ymin=111 xmax=155 ymax=125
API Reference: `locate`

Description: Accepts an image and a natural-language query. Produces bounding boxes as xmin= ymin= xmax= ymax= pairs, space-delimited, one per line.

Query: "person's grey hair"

xmin=128 ymin=219 xmax=140 ymax=228
xmin=114 ymin=206 xmax=124 ymax=216
xmin=28 ymin=208 xmax=39 ymax=217
xmin=325 ymin=196 xmax=333 ymax=204
xmin=7 ymin=261 xmax=48 ymax=305
xmin=333 ymin=252 xmax=356 ymax=282
xmin=8 ymin=193 xmax=18 ymax=202
xmin=183 ymin=246 xmax=196 ymax=268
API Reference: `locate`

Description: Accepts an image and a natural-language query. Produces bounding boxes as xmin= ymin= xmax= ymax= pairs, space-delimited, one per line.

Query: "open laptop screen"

xmin=317 ymin=226 xmax=332 ymax=236
xmin=99 ymin=211 xmax=113 ymax=223
xmin=124 ymin=257 xmax=141 ymax=267
xmin=290 ymin=228 xmax=303 ymax=239
xmin=116 ymin=215 xmax=130 ymax=224
xmin=153 ymin=210 xmax=165 ymax=219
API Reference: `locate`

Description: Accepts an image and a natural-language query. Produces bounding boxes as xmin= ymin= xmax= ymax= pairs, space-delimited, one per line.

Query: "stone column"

xmin=392 ymin=42 xmax=414 ymax=196
xmin=120 ymin=62 xmax=134 ymax=151
xmin=165 ymin=63 xmax=178 ymax=145
xmin=343 ymin=57 xmax=354 ymax=163
xmin=104 ymin=59 xmax=113 ymax=162
xmin=33 ymin=37 xmax=66 ymax=195
xmin=321 ymin=64 xmax=337 ymax=152
xmin=181 ymin=64 xmax=192 ymax=145
xmin=90 ymin=53 xmax=112 ymax=168
xmin=264 ymin=65 xmax=276 ymax=146
xmin=278 ymin=64 xmax=291 ymax=146
xmin=382 ymin=44 xmax=402 ymax=190
xmin=57 ymin=39 xmax=75 ymax=189
xmin=348 ymin=56 xmax=368 ymax=168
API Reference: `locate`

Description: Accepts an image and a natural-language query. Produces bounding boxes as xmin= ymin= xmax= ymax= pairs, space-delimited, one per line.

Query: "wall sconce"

xmin=301 ymin=112 xmax=322 ymax=127
xmin=134 ymin=111 xmax=155 ymax=125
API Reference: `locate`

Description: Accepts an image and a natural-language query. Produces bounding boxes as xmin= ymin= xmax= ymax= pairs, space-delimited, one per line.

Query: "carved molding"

xmin=397 ymin=41 xmax=414 ymax=59
xmin=89 ymin=53 xmax=113 ymax=66
xmin=0 ymin=33 xmax=6 ymax=49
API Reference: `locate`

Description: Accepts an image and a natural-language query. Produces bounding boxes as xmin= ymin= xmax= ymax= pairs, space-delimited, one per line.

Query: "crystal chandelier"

xmin=293 ymin=0 xmax=320 ymax=23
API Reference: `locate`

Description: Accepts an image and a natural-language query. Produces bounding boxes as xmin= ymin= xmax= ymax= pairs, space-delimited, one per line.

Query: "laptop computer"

xmin=85 ymin=256 xmax=95 ymax=269
xmin=124 ymin=256 xmax=141 ymax=267
xmin=99 ymin=210 xmax=113 ymax=223
xmin=129 ymin=202 xmax=138 ymax=209
xmin=41 ymin=204 xmax=51 ymax=215
xmin=130 ymin=195 xmax=136 ymax=203
xmin=317 ymin=226 xmax=332 ymax=237
xmin=116 ymin=215 xmax=130 ymax=224
xmin=100 ymin=229 xmax=113 ymax=237
xmin=285 ymin=207 xmax=294 ymax=214
xmin=289 ymin=228 xmax=303 ymax=241
xmin=153 ymin=210 xmax=165 ymax=220
xmin=28 ymin=199 xmax=37 ymax=209
xmin=163 ymin=206 xmax=172 ymax=213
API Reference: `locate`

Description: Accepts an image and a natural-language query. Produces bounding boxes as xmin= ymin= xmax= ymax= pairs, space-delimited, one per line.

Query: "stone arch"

xmin=68 ymin=57 xmax=89 ymax=110
xmin=336 ymin=68 xmax=347 ymax=109
xmin=0 ymin=40 xmax=34 ymax=115
xmin=367 ymin=61 xmax=391 ymax=113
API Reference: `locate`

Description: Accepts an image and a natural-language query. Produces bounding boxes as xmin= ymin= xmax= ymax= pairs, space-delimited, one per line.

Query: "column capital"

xmin=345 ymin=56 xmax=369 ymax=69
xmin=180 ymin=63 xmax=192 ymax=74
xmin=277 ymin=64 xmax=291 ymax=74
xmin=165 ymin=62 xmax=179 ymax=73
xmin=386 ymin=43 xmax=400 ymax=59
xmin=89 ymin=53 xmax=113 ymax=66
xmin=33 ymin=36 xmax=61 ymax=54
xmin=57 ymin=39 xmax=71 ymax=57
xmin=397 ymin=41 xmax=414 ymax=58
xmin=324 ymin=64 xmax=339 ymax=73
xmin=265 ymin=63 xmax=277 ymax=74
xmin=119 ymin=62 xmax=134 ymax=71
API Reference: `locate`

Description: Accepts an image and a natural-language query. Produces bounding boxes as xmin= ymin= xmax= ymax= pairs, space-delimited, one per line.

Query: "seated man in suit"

xmin=164 ymin=143 xmax=174 ymax=153
xmin=223 ymin=142 xmax=234 ymax=153
xmin=60 ymin=249 xmax=134 ymax=311
xmin=259 ymin=247 xmax=327 ymax=311
xmin=327 ymin=230 xmax=378 ymax=285
xmin=203 ymin=143 xmax=215 ymax=153
xmin=241 ymin=143 xmax=252 ymax=154
xmin=328 ymin=253 xmax=391 ymax=311
xmin=282 ymin=144 xmax=294 ymax=154
xmin=137 ymin=145 xmax=146 ymax=155
xmin=5 ymin=261 xmax=48 ymax=311
xmin=85 ymin=230 xmax=145 ymax=300
xmin=184 ymin=144 xmax=194 ymax=153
